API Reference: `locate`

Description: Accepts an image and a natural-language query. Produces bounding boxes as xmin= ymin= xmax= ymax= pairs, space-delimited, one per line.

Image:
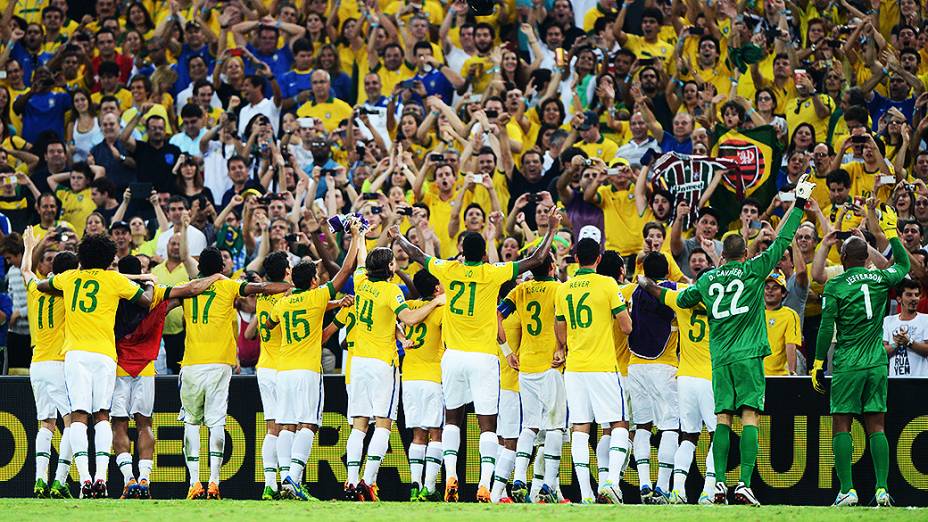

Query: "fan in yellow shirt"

xmin=296 ymin=70 xmax=354 ymax=133
xmin=763 ymin=272 xmax=801 ymax=376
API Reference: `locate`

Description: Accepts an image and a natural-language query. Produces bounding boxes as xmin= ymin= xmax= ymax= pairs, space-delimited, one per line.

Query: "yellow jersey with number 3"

xmin=271 ymin=284 xmax=334 ymax=373
xmin=402 ymin=298 xmax=444 ymax=383
xmin=354 ymin=269 xmax=408 ymax=365
xmin=502 ymin=278 xmax=561 ymax=374
xmin=50 ymin=269 xmax=144 ymax=361
xmin=27 ymin=277 xmax=66 ymax=363
xmin=555 ymin=269 xmax=626 ymax=373
xmin=255 ymin=292 xmax=286 ymax=370
xmin=660 ymin=285 xmax=711 ymax=380
xmin=425 ymin=256 xmax=518 ymax=355
xmin=181 ymin=279 xmax=247 ymax=367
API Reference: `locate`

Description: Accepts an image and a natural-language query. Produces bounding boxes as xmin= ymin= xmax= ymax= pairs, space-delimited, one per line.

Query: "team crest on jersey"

xmin=493 ymin=262 xmax=506 ymax=267
xmin=769 ymin=318 xmax=775 ymax=326
xmin=395 ymin=294 xmax=404 ymax=304
xmin=432 ymin=259 xmax=445 ymax=266
xmin=325 ymin=112 xmax=332 ymax=119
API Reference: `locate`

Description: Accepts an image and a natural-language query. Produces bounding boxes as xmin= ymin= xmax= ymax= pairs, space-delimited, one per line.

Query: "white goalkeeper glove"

xmin=794 ymin=173 xmax=816 ymax=200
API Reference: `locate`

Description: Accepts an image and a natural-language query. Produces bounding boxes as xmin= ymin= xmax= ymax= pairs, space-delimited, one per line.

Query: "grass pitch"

xmin=4 ymin=499 xmax=927 ymax=521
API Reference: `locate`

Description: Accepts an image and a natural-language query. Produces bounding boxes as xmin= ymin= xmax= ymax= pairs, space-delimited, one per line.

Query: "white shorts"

xmin=402 ymin=380 xmax=444 ymax=429
xmin=31 ymin=360 xmax=70 ymax=420
xmin=275 ymin=369 xmax=324 ymax=425
xmin=180 ymin=364 xmax=232 ymax=428
xmin=257 ymin=368 xmax=278 ymax=420
xmin=519 ymin=369 xmax=567 ymax=431
xmin=441 ymin=349 xmax=499 ymax=415
xmin=64 ymin=351 xmax=116 ymax=414
xmin=627 ymin=363 xmax=680 ymax=430
xmin=678 ymin=376 xmax=716 ymax=434
xmin=498 ymin=389 xmax=522 ymax=439
xmin=111 ymin=375 xmax=155 ymax=418
xmin=348 ymin=357 xmax=399 ymax=420
xmin=564 ymin=371 xmax=625 ymax=425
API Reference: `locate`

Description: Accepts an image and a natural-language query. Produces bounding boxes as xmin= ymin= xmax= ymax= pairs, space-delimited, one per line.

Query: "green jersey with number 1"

xmin=816 ymin=237 xmax=909 ymax=373
xmin=676 ymin=207 xmax=803 ymax=367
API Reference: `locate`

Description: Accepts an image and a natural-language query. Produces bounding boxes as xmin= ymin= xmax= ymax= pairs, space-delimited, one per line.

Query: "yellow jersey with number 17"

xmin=353 ymin=269 xmax=408 ymax=365
xmin=27 ymin=277 xmax=66 ymax=363
xmin=555 ymin=269 xmax=625 ymax=373
xmin=182 ymin=279 xmax=247 ymax=367
xmin=255 ymin=292 xmax=286 ymax=370
xmin=425 ymin=256 xmax=518 ymax=355
xmin=49 ymin=269 xmax=144 ymax=361
xmin=502 ymin=278 xmax=560 ymax=374
xmin=402 ymin=298 xmax=444 ymax=384
xmin=660 ymin=285 xmax=711 ymax=380
xmin=271 ymin=283 xmax=335 ymax=373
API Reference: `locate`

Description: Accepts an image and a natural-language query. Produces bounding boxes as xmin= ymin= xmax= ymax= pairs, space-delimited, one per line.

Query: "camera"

xmin=397 ymin=207 xmax=414 ymax=216
xmin=525 ymin=193 xmax=538 ymax=203
xmin=358 ymin=106 xmax=378 ymax=115
xmin=429 ymin=153 xmax=444 ymax=162
xmin=485 ymin=109 xmax=499 ymax=119
xmin=284 ymin=233 xmax=299 ymax=242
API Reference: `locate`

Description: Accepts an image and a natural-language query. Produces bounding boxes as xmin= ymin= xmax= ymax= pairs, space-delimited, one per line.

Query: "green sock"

xmin=832 ymin=432 xmax=854 ymax=494
xmin=869 ymin=432 xmax=890 ymax=490
xmin=739 ymin=425 xmax=758 ymax=487
xmin=713 ymin=424 xmax=731 ymax=485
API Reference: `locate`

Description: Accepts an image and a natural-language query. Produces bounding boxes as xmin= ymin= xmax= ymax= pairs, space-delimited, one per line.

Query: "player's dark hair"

xmin=722 ymin=234 xmax=747 ymax=261
xmin=77 ymin=233 xmax=117 ymax=269
xmin=366 ymin=247 xmax=395 ymax=281
xmin=291 ymin=260 xmax=318 ymax=290
xmin=643 ymin=252 xmax=669 ymax=279
xmin=117 ymin=255 xmax=142 ymax=275
xmin=263 ymin=251 xmax=290 ymax=282
xmin=898 ymin=278 xmax=921 ymax=293
xmin=413 ymin=269 xmax=440 ymax=298
xmin=641 ymin=6 xmax=663 ymax=23
xmin=197 ymin=247 xmax=224 ymax=276
xmin=596 ymin=250 xmax=625 ymax=280
xmin=52 ymin=251 xmax=78 ymax=274
xmin=498 ymin=279 xmax=517 ymax=301
xmin=576 ymin=238 xmax=601 ymax=266
xmin=529 ymin=250 xmax=555 ymax=281
xmin=461 ymin=232 xmax=486 ymax=262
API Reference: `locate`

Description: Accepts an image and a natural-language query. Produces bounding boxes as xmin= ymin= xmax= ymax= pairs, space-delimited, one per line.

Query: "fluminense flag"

xmin=649 ymin=151 xmax=737 ymax=227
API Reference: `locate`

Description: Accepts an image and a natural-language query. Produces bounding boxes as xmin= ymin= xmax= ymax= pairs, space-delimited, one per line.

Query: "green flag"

xmin=709 ymin=124 xmax=783 ymax=228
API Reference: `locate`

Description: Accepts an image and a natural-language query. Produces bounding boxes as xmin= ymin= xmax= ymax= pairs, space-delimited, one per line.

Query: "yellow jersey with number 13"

xmin=354 ymin=269 xmax=408 ymax=365
xmin=555 ymin=269 xmax=625 ymax=373
xmin=402 ymin=298 xmax=444 ymax=384
xmin=182 ymin=279 xmax=247 ymax=367
xmin=26 ymin=277 xmax=66 ymax=363
xmin=425 ymin=256 xmax=518 ymax=355
xmin=271 ymin=283 xmax=334 ymax=373
xmin=660 ymin=285 xmax=711 ymax=380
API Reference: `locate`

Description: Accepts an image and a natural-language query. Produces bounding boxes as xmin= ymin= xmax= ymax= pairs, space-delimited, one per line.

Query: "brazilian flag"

xmin=709 ymin=124 xmax=782 ymax=229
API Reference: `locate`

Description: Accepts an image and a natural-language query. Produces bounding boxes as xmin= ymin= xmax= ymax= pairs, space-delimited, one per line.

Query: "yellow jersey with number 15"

xmin=255 ymin=292 xmax=286 ymax=370
xmin=353 ymin=269 xmax=408 ymax=365
xmin=425 ymin=256 xmax=518 ymax=355
xmin=26 ymin=277 xmax=66 ymax=363
xmin=660 ymin=286 xmax=711 ymax=380
xmin=271 ymin=283 xmax=334 ymax=373
xmin=502 ymin=278 xmax=560 ymax=374
xmin=402 ymin=298 xmax=444 ymax=384
xmin=555 ymin=269 xmax=625 ymax=373
xmin=182 ymin=279 xmax=247 ymax=367
xmin=49 ymin=269 xmax=144 ymax=361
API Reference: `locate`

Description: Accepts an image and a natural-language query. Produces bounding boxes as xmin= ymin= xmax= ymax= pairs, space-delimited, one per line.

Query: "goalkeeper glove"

xmin=794 ymin=173 xmax=816 ymax=200
xmin=811 ymin=359 xmax=827 ymax=395
xmin=878 ymin=204 xmax=898 ymax=240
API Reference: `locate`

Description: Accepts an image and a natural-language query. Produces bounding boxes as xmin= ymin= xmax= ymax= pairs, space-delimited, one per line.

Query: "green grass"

xmin=3 ymin=499 xmax=926 ymax=521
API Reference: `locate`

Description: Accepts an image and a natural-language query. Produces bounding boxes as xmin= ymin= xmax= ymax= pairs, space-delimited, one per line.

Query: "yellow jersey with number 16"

xmin=555 ymin=269 xmax=625 ymax=373
xmin=353 ymin=269 xmax=408 ymax=365
xmin=402 ymin=298 xmax=444 ymax=384
xmin=271 ymin=284 xmax=334 ymax=373
xmin=182 ymin=279 xmax=247 ymax=367
xmin=27 ymin=277 xmax=66 ymax=363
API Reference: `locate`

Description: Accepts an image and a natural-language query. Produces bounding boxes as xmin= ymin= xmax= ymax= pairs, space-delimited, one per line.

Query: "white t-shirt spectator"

xmin=883 ymin=312 xmax=928 ymax=377
xmin=238 ymin=98 xmax=281 ymax=136
xmin=156 ymin=224 xmax=208 ymax=259
xmin=202 ymin=141 xmax=237 ymax=202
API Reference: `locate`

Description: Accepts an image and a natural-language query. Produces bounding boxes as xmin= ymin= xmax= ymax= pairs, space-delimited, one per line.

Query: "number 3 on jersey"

xmin=708 ymin=280 xmax=749 ymax=319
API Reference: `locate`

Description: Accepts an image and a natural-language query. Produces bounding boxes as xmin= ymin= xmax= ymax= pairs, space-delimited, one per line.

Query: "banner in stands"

xmin=0 ymin=376 xmax=926 ymax=505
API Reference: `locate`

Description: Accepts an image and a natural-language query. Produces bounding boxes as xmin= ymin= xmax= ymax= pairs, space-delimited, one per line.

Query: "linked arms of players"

xmin=165 ymin=273 xmax=227 ymax=312
xmin=397 ymin=293 xmax=446 ymax=326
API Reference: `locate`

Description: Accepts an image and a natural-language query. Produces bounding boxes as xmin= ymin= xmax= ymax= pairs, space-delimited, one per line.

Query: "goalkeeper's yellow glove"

xmin=811 ymin=359 xmax=827 ymax=394
xmin=879 ymin=204 xmax=898 ymax=240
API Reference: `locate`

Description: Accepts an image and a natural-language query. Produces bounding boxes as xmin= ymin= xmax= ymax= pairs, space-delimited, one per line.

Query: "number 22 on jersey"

xmin=708 ymin=280 xmax=749 ymax=319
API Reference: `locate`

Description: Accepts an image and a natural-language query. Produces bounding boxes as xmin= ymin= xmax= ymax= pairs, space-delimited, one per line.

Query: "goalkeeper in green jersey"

xmin=812 ymin=203 xmax=908 ymax=508
xmin=638 ymin=174 xmax=817 ymax=506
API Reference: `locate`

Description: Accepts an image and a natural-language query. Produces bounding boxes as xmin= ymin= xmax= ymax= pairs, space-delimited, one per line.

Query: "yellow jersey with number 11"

xmin=26 ymin=277 xmax=66 ymax=363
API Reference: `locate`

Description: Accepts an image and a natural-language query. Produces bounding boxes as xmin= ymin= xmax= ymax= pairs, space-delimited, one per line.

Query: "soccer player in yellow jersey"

xmin=346 ymin=244 xmax=445 ymax=502
xmin=179 ymin=247 xmax=292 ymax=501
xmin=500 ymin=252 xmax=566 ymax=504
xmin=267 ymin=228 xmax=358 ymax=502
xmin=763 ymin=272 xmax=801 ymax=376
xmin=243 ymin=251 xmax=293 ymax=500
xmin=555 ymin=237 xmax=632 ymax=505
xmin=491 ymin=282 xmax=522 ymax=504
xmin=22 ymin=227 xmax=78 ymax=499
xmin=402 ymin=270 xmax=445 ymax=502
xmin=625 ymin=253 xmax=681 ymax=504
xmin=389 ymin=207 xmax=559 ymax=503
xmin=659 ymin=273 xmax=718 ymax=505
xmin=38 ymin=234 xmax=153 ymax=499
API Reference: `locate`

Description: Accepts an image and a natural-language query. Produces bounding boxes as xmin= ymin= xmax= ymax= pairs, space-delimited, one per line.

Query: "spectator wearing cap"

xmin=763 ymin=271 xmax=802 ymax=376
xmin=572 ymin=110 xmax=618 ymax=162
xmin=296 ymin=70 xmax=353 ymax=133
xmin=110 ymin=219 xmax=133 ymax=260
xmin=164 ymin=20 xmax=216 ymax=92
xmin=232 ymin=17 xmax=307 ymax=81
xmin=170 ymin=104 xmax=208 ymax=157
xmin=670 ymin=204 xmax=722 ymax=280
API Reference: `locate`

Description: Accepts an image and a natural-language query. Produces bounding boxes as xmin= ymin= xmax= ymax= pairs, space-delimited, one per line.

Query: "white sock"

xmin=277 ymin=430 xmax=294 ymax=477
xmin=673 ymin=440 xmax=696 ymax=493
xmin=543 ymin=429 xmax=563 ymax=488
xmin=346 ymin=429 xmax=365 ymax=486
xmin=262 ymin=434 xmax=278 ymax=489
xmin=35 ymin=427 xmax=53 ymax=482
xmin=608 ymin=428 xmax=630 ymax=484
xmin=288 ymin=428 xmax=314 ymax=482
xmin=208 ymin=427 xmax=225 ymax=485
xmin=408 ymin=443 xmax=426 ymax=486
xmin=529 ymin=446 xmax=544 ymax=498
xmin=657 ymin=431 xmax=679 ymax=492
xmin=490 ymin=447 xmax=516 ymax=501
xmin=116 ymin=452 xmax=134 ymax=483
xmin=634 ymin=429 xmax=652 ymax=489
xmin=183 ymin=424 xmax=200 ymax=485
xmin=442 ymin=425 xmax=460 ymax=480
xmin=362 ymin=427 xmax=391 ymax=485
xmin=571 ymin=431 xmax=594 ymax=499
xmin=703 ymin=442 xmax=717 ymax=495
xmin=477 ymin=431 xmax=498 ymax=489
xmin=93 ymin=421 xmax=112 ymax=482
xmin=424 ymin=441 xmax=442 ymax=491
xmin=513 ymin=429 xmax=535 ymax=484
xmin=596 ymin=433 xmax=611 ymax=485
xmin=138 ymin=459 xmax=153 ymax=482
xmin=55 ymin=427 xmax=73 ymax=483
xmin=70 ymin=422 xmax=90 ymax=484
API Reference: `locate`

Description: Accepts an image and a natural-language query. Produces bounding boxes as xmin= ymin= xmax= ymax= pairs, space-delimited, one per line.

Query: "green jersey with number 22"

xmin=676 ymin=207 xmax=803 ymax=367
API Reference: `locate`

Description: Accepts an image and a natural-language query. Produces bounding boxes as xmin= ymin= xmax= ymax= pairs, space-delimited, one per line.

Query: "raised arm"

xmin=515 ymin=207 xmax=560 ymax=274
xmin=388 ymin=224 xmax=428 ymax=266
